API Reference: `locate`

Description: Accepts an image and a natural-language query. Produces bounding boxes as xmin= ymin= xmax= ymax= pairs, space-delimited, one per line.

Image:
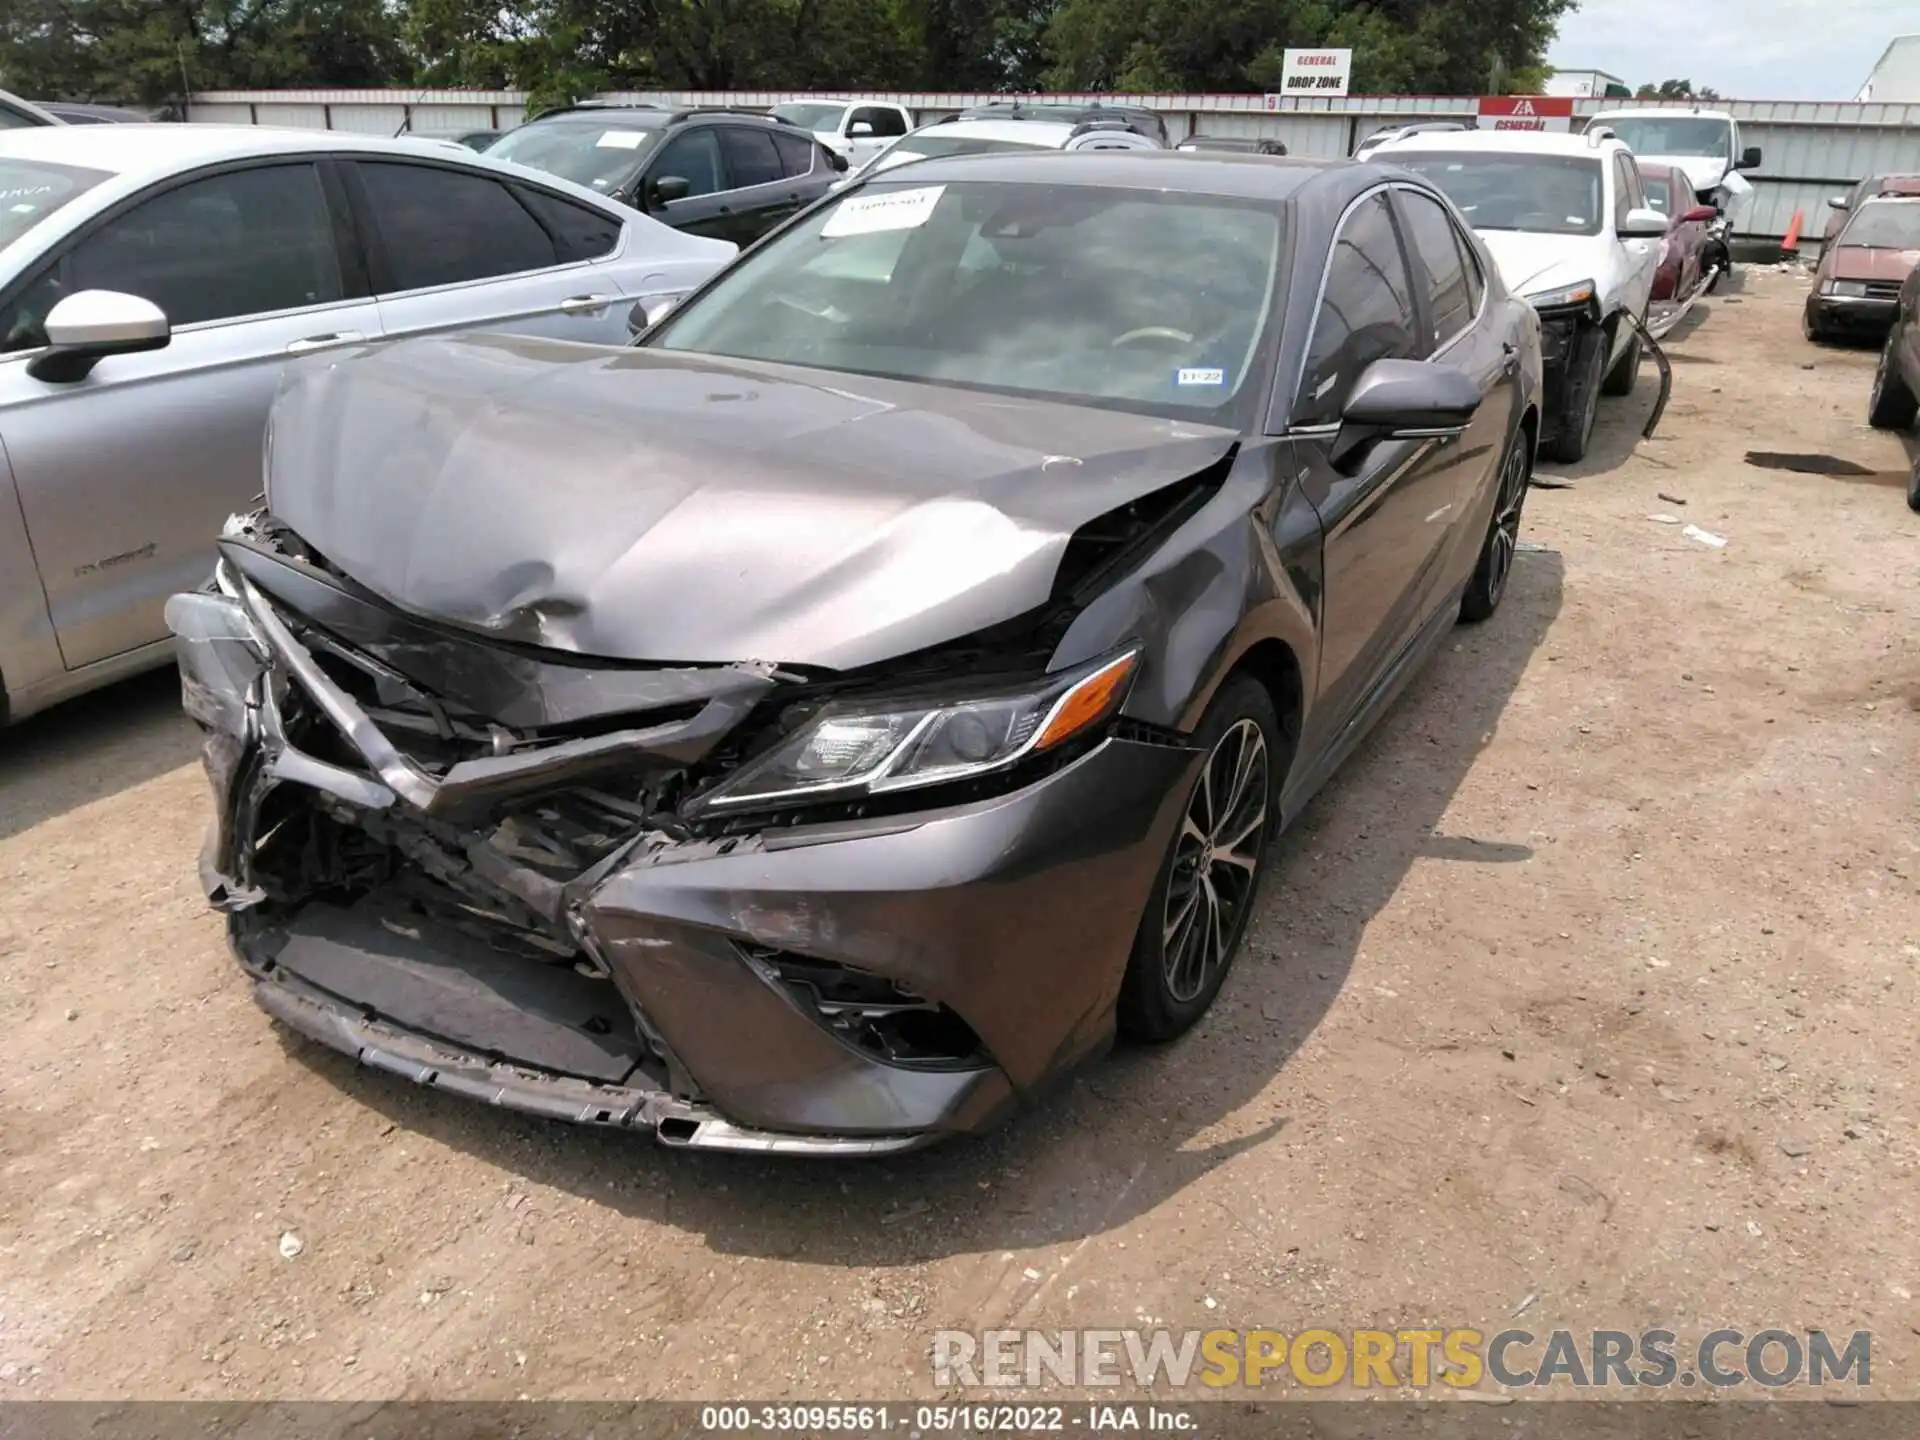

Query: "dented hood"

xmin=265 ymin=335 xmax=1238 ymax=671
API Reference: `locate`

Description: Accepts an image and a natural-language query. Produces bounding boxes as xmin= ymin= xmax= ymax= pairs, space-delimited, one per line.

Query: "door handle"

xmin=558 ymin=294 xmax=616 ymax=315
xmin=285 ymin=331 xmax=364 ymax=355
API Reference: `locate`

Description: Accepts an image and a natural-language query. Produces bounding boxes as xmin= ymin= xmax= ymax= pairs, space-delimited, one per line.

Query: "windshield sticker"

xmin=595 ymin=130 xmax=646 ymax=149
xmin=822 ymin=185 xmax=945 ymax=238
xmin=1177 ymin=367 xmax=1227 ymax=387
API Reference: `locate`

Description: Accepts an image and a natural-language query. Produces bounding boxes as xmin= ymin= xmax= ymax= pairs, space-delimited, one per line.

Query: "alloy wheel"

xmin=1484 ymin=434 xmax=1531 ymax=607
xmin=1161 ymin=718 xmax=1270 ymax=1003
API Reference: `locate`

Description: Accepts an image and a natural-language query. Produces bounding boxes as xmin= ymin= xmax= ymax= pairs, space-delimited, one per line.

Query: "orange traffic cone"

xmin=1781 ymin=207 xmax=1804 ymax=255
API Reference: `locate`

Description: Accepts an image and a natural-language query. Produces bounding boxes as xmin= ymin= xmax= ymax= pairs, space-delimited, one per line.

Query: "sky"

xmin=1546 ymin=0 xmax=1912 ymax=100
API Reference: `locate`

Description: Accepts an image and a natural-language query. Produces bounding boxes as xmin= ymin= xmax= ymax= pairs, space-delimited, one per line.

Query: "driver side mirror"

xmin=29 ymin=290 xmax=170 ymax=383
xmin=1738 ymin=145 xmax=1762 ymax=169
xmin=847 ymin=120 xmax=875 ymax=138
xmin=1619 ymin=206 xmax=1669 ymax=237
xmin=647 ymin=174 xmax=692 ymax=209
xmin=826 ymin=149 xmax=850 ymax=173
xmin=1681 ymin=203 xmax=1718 ymax=224
xmin=1331 ymin=358 xmax=1482 ymax=467
xmin=1828 ymin=195 xmax=1849 ymax=211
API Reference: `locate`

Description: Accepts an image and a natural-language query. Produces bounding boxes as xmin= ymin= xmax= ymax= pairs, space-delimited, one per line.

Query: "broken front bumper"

xmin=173 ymin=564 xmax=1199 ymax=1156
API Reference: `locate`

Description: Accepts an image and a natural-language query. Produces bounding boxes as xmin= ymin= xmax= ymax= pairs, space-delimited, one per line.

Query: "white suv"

xmin=840 ymin=116 xmax=1160 ymax=188
xmin=1375 ymin=127 xmax=1667 ymax=463
xmin=768 ymin=99 xmax=915 ymax=167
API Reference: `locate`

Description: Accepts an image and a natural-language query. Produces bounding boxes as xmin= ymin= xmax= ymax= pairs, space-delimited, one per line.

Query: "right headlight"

xmin=1824 ymin=279 xmax=1869 ymax=298
xmin=691 ymin=648 xmax=1141 ymax=814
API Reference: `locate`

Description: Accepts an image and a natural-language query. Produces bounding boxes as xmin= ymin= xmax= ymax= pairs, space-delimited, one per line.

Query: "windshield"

xmin=1392 ymin=152 xmax=1605 ymax=236
xmin=771 ymin=103 xmax=849 ymax=131
xmin=0 ymin=158 xmax=112 ymax=250
xmin=1599 ymin=116 xmax=1731 ymax=160
xmin=1840 ymin=201 xmax=1920 ymax=249
xmin=484 ymin=122 xmax=659 ymax=191
xmin=647 ymin=179 xmax=1283 ymax=420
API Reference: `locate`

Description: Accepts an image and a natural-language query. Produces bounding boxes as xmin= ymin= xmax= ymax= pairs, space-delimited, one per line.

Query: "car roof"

xmin=1869 ymin=177 xmax=1920 ymax=197
xmin=916 ymin=118 xmax=1082 ymax=144
xmin=0 ymin=122 xmax=533 ymax=180
xmin=855 ymin=146 xmax=1368 ymax=201
xmin=1380 ymin=129 xmax=1612 ymax=159
xmin=1856 ymin=193 xmax=1920 ymax=208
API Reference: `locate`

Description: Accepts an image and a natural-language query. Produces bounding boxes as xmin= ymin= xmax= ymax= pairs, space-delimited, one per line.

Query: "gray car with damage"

xmin=170 ymin=150 xmax=1544 ymax=1155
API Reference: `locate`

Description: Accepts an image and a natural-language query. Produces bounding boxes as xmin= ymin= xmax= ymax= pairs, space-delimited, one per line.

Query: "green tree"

xmin=1041 ymin=0 xmax=1573 ymax=95
xmin=1635 ymin=77 xmax=1721 ymax=100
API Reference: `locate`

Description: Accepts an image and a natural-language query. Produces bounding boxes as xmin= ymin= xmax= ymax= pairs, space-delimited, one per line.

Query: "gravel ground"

xmin=1 ymin=268 xmax=1916 ymax=1403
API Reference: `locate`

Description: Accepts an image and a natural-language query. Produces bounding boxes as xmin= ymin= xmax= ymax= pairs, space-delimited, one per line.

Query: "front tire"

xmin=1460 ymin=423 xmax=1532 ymax=623
xmin=1803 ymin=305 xmax=1831 ymax=344
xmin=1117 ymin=677 xmax=1281 ymax=1043
xmin=1867 ymin=341 xmax=1918 ymax=430
xmin=1545 ymin=328 xmax=1606 ymax=464
xmin=1601 ymin=323 xmax=1641 ymax=397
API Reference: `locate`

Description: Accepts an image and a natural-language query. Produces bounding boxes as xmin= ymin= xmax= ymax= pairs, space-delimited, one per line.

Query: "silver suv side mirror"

xmin=30 ymin=289 xmax=171 ymax=383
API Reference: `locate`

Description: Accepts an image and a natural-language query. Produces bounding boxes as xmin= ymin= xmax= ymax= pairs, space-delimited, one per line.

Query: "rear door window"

xmin=718 ymin=127 xmax=784 ymax=189
xmin=771 ymin=130 xmax=820 ymax=179
xmin=357 ymin=161 xmax=558 ymax=291
xmin=513 ymin=185 xmax=622 ymax=261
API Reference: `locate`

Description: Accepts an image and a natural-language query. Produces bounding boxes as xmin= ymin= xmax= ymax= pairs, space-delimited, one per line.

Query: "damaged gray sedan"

xmin=168 ymin=150 xmax=1543 ymax=1155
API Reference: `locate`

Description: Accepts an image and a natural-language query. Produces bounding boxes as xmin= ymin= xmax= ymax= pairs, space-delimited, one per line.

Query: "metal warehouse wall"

xmin=187 ymin=89 xmax=1920 ymax=244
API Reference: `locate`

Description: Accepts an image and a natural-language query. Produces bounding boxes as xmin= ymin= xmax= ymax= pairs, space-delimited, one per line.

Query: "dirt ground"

xmin=1 ymin=268 xmax=1916 ymax=1405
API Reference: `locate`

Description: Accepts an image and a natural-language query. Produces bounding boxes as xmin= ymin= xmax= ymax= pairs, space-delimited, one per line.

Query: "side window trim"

xmin=0 ymin=157 xmax=364 ymax=357
xmin=1287 ymin=184 xmax=1422 ymax=431
xmin=341 ymin=158 xmax=573 ymax=299
xmin=1391 ymin=182 xmax=1484 ymax=356
xmin=509 ymin=181 xmax=626 ymax=263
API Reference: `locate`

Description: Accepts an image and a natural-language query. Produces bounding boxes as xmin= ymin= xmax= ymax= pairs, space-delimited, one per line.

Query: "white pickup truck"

xmin=1584 ymin=107 xmax=1762 ymax=279
xmin=769 ymin=99 xmax=915 ymax=167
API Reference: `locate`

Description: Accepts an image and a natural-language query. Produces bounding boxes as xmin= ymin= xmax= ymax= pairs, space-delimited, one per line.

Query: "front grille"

xmin=1864 ymin=281 xmax=1902 ymax=300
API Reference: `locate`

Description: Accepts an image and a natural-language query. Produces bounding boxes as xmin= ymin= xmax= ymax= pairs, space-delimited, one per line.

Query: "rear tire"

xmin=1601 ymin=323 xmax=1641 ymax=397
xmin=1908 ymin=461 xmax=1920 ymax=514
xmin=1867 ymin=341 xmax=1918 ymax=430
xmin=1117 ymin=676 xmax=1282 ymax=1043
xmin=1545 ymin=329 xmax=1606 ymax=465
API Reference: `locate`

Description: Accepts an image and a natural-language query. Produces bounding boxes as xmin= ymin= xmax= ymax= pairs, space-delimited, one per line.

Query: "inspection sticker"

xmin=1176 ymin=367 xmax=1226 ymax=387
xmin=595 ymin=130 xmax=646 ymax=149
xmin=821 ymin=185 xmax=945 ymax=238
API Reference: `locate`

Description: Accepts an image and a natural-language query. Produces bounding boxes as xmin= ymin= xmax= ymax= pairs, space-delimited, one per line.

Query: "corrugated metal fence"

xmin=186 ymin=88 xmax=1920 ymax=245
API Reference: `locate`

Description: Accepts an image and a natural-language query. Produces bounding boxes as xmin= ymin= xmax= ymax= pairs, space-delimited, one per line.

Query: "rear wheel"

xmin=1117 ymin=677 xmax=1281 ymax=1042
xmin=1867 ymin=341 xmax=1918 ymax=430
xmin=1545 ymin=329 xmax=1606 ymax=464
xmin=1460 ymin=423 xmax=1532 ymax=623
xmin=1601 ymin=322 xmax=1641 ymax=397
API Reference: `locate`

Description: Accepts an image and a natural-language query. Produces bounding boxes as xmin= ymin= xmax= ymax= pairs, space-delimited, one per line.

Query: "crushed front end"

xmin=173 ymin=513 xmax=1199 ymax=1155
xmin=1529 ymin=287 xmax=1601 ymax=452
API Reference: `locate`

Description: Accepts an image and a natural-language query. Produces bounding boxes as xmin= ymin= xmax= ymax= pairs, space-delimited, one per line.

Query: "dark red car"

xmin=1638 ymin=161 xmax=1720 ymax=306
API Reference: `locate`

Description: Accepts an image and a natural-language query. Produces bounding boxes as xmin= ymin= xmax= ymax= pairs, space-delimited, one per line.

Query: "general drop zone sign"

xmin=1266 ymin=48 xmax=1353 ymax=101
xmin=1475 ymin=96 xmax=1576 ymax=132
